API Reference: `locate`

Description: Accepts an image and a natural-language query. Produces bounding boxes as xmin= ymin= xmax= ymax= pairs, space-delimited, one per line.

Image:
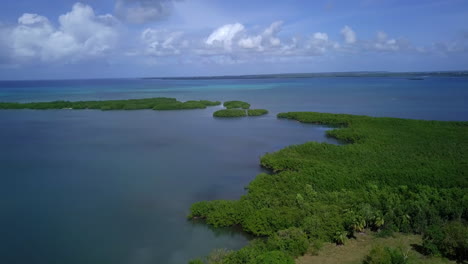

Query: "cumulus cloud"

xmin=373 ymin=31 xmax=400 ymax=51
xmin=18 ymin=13 xmax=49 ymax=25
xmin=205 ymin=23 xmax=244 ymax=51
xmin=8 ymin=3 xmax=118 ymax=63
xmin=201 ymin=21 xmax=341 ymax=62
xmin=236 ymin=21 xmax=284 ymax=51
xmin=262 ymin=21 xmax=283 ymax=47
xmin=1 ymin=7 xmax=448 ymax=69
xmin=115 ymin=0 xmax=180 ymax=24
xmin=305 ymin=32 xmax=337 ymax=55
xmin=141 ymin=28 xmax=187 ymax=56
xmin=341 ymin=25 xmax=356 ymax=44
xmin=238 ymin=36 xmax=263 ymax=50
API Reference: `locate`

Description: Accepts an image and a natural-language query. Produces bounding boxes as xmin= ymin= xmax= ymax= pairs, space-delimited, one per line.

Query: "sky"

xmin=0 ymin=0 xmax=467 ymax=80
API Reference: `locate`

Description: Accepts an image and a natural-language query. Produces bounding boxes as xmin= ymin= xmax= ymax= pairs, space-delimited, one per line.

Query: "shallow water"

xmin=0 ymin=77 xmax=467 ymax=264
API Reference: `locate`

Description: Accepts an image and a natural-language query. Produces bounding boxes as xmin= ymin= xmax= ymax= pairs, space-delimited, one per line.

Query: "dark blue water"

xmin=0 ymin=77 xmax=467 ymax=264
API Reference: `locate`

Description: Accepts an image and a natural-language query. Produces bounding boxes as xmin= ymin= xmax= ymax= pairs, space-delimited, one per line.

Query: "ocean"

xmin=0 ymin=76 xmax=467 ymax=264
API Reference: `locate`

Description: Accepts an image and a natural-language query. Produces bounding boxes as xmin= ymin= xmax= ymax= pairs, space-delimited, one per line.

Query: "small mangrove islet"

xmin=213 ymin=109 xmax=269 ymax=118
xmin=213 ymin=109 xmax=247 ymax=117
xmin=223 ymin=100 xmax=251 ymax=109
xmin=247 ymin=109 xmax=268 ymax=116
xmin=214 ymin=100 xmax=268 ymax=118
xmin=0 ymin=97 xmax=221 ymax=111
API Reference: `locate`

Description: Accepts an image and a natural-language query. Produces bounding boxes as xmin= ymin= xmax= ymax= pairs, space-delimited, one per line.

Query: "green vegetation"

xmin=422 ymin=221 xmax=468 ymax=262
xmin=212 ymin=109 xmax=269 ymax=118
xmin=363 ymin=246 xmax=408 ymax=264
xmin=223 ymin=101 xmax=251 ymax=109
xmin=0 ymin=98 xmax=221 ymax=111
xmin=214 ymin=101 xmax=268 ymax=118
xmin=189 ymin=112 xmax=468 ymax=263
xmin=247 ymin=109 xmax=268 ymax=116
xmin=213 ymin=109 xmax=247 ymax=117
xmin=297 ymin=232 xmax=454 ymax=264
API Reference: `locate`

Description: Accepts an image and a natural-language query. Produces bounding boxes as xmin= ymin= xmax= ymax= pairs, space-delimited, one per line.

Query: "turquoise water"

xmin=0 ymin=77 xmax=467 ymax=264
xmin=1 ymin=77 xmax=467 ymax=120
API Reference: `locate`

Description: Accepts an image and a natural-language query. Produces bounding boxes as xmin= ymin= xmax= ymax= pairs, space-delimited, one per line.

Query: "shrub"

xmin=213 ymin=109 xmax=247 ymax=118
xmin=267 ymin=228 xmax=309 ymax=257
xmin=423 ymin=221 xmax=468 ymax=262
xmin=222 ymin=240 xmax=268 ymax=264
xmin=247 ymin=109 xmax=268 ymax=116
xmin=223 ymin=101 xmax=250 ymax=109
xmin=252 ymin=251 xmax=294 ymax=264
xmin=206 ymin=248 xmax=232 ymax=264
xmin=363 ymin=246 xmax=408 ymax=264
xmin=308 ymin=240 xmax=323 ymax=256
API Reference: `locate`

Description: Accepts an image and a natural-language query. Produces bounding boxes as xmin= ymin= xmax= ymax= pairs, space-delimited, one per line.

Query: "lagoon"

xmin=0 ymin=76 xmax=467 ymax=264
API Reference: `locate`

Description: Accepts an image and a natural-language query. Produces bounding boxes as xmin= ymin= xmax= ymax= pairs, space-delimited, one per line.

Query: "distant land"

xmin=144 ymin=71 xmax=468 ymax=80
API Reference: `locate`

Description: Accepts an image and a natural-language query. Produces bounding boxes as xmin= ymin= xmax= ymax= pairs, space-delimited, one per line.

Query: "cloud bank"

xmin=7 ymin=3 xmax=118 ymax=63
xmin=0 ymin=1 xmax=466 ymax=69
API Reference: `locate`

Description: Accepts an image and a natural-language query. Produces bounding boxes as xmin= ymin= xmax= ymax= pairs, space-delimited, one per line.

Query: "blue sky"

xmin=0 ymin=0 xmax=467 ymax=79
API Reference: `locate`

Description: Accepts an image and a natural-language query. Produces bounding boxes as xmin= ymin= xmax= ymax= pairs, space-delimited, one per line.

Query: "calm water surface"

xmin=0 ymin=77 xmax=467 ymax=264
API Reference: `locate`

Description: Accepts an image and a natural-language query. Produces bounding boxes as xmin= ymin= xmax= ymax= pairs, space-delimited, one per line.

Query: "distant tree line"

xmin=0 ymin=98 xmax=221 ymax=110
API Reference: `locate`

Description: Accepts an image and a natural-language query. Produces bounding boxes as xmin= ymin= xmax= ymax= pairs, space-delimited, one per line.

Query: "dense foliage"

xmin=247 ymin=109 xmax=268 ymax=116
xmin=422 ymin=220 xmax=468 ymax=262
xmin=189 ymin=112 xmax=468 ymax=263
xmin=363 ymin=246 xmax=409 ymax=264
xmin=213 ymin=109 xmax=247 ymax=117
xmin=223 ymin=101 xmax=251 ymax=109
xmin=0 ymin=98 xmax=221 ymax=111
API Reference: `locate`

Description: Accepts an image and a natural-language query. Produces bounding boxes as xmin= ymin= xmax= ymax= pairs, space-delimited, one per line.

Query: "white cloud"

xmin=279 ymin=37 xmax=299 ymax=56
xmin=141 ymin=28 xmax=186 ymax=56
xmin=374 ymin=31 xmax=399 ymax=51
xmin=313 ymin=32 xmax=328 ymax=41
xmin=205 ymin=23 xmax=244 ymax=51
xmin=18 ymin=13 xmax=50 ymax=25
xmin=305 ymin=32 xmax=333 ymax=55
xmin=114 ymin=0 xmax=180 ymax=24
xmin=9 ymin=3 xmax=119 ymax=62
xmin=1 ymin=8 xmax=447 ymax=69
xmin=12 ymin=14 xmax=55 ymax=58
xmin=238 ymin=36 xmax=263 ymax=50
xmin=236 ymin=21 xmax=283 ymax=51
xmin=263 ymin=21 xmax=283 ymax=47
xmin=341 ymin=25 xmax=356 ymax=44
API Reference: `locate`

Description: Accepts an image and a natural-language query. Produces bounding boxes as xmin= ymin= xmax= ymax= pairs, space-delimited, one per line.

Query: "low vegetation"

xmin=213 ymin=108 xmax=269 ymax=118
xmin=0 ymin=97 xmax=221 ymax=111
xmin=297 ymin=232 xmax=453 ymax=264
xmin=213 ymin=109 xmax=247 ymax=117
xmin=214 ymin=101 xmax=268 ymax=118
xmin=247 ymin=109 xmax=268 ymax=116
xmin=223 ymin=101 xmax=251 ymax=109
xmin=188 ymin=112 xmax=468 ymax=263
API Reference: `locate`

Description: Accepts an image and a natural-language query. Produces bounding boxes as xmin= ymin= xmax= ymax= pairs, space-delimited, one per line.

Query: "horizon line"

xmin=1 ymin=70 xmax=468 ymax=82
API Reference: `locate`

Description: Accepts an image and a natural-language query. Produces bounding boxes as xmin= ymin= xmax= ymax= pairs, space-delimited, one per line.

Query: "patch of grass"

xmin=213 ymin=109 xmax=247 ymax=117
xmin=247 ymin=109 xmax=268 ymax=116
xmin=0 ymin=98 xmax=221 ymax=111
xmin=297 ymin=232 xmax=454 ymax=264
xmin=223 ymin=100 xmax=251 ymax=109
